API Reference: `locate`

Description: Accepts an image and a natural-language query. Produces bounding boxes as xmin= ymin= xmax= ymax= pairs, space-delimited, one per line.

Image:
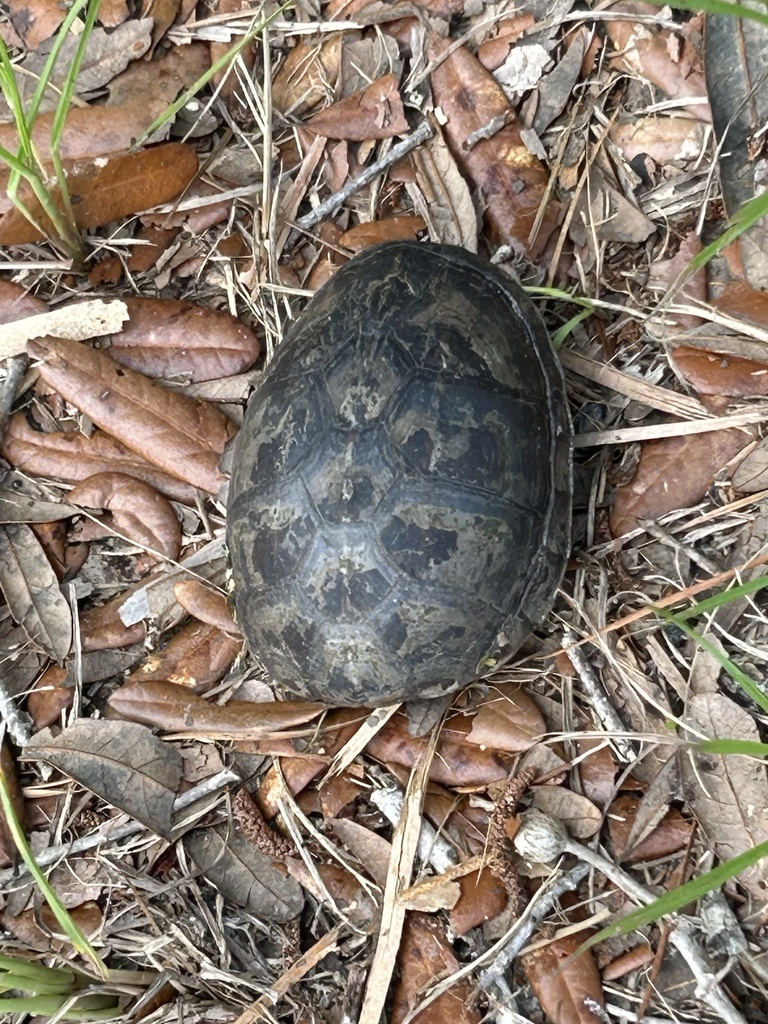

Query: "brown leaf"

xmin=1 ymin=414 xmax=198 ymax=504
xmin=465 ymin=682 xmax=546 ymax=752
xmin=606 ymin=2 xmax=710 ymax=121
xmin=733 ymin=435 xmax=768 ymax=493
xmin=0 ymin=738 xmax=25 ymax=869
xmin=0 ymin=143 xmax=199 ymax=245
xmin=28 ymin=338 xmax=236 ymax=494
xmin=390 ymin=912 xmax=482 ymax=1024
xmin=68 ymin=472 xmax=182 ymax=559
xmin=0 ymin=488 xmax=75 ymax=524
xmin=183 ymin=825 xmax=304 ymax=922
xmin=0 ymin=523 xmax=72 ymax=661
xmin=610 ymin=429 xmax=751 ymax=536
xmin=610 ymin=116 xmax=709 ymax=165
xmin=477 ymin=14 xmax=536 ymax=71
xmin=529 ymin=786 xmax=603 ymax=840
xmin=429 ymin=42 xmax=561 ymax=260
xmin=272 ymin=37 xmax=342 ymax=116
xmin=79 ymin=592 xmax=147 ymax=652
xmin=27 ymin=719 xmax=183 ymax=839
xmin=575 ymin=738 xmax=617 ymax=809
xmin=330 ymin=817 xmax=392 ymax=887
xmin=28 ymin=664 xmax=73 ymax=731
xmin=339 ymin=215 xmax=426 ymax=252
xmin=448 ymin=867 xmax=507 ymax=937
xmin=125 ymin=621 xmax=241 ymax=692
xmin=670 ymin=346 xmax=768 ymax=397
xmin=0 ymin=902 xmax=103 ymax=953
xmin=174 ymin=579 xmax=239 ymax=633
xmin=108 ymin=679 xmax=325 ymax=737
xmin=522 ymin=930 xmax=605 ymax=1024
xmin=0 ymin=278 xmax=47 ymax=319
xmin=106 ymin=297 xmax=260 ymax=382
xmin=306 ymin=73 xmax=409 ymax=140
xmin=608 ymin=794 xmax=693 ymax=863
xmin=6 ymin=0 xmax=65 ymax=49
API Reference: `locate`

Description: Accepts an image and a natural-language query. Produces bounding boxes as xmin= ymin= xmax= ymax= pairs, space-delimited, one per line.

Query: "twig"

xmin=294 ymin=120 xmax=434 ymax=234
xmin=0 ymin=682 xmax=32 ymax=748
xmin=370 ymin=772 xmax=458 ymax=874
xmin=563 ymin=629 xmax=635 ymax=763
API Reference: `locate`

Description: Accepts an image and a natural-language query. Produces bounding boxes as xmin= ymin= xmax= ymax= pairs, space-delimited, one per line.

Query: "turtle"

xmin=227 ymin=241 xmax=572 ymax=706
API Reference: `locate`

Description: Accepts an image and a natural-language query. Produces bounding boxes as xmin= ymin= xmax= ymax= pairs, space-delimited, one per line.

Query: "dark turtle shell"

xmin=227 ymin=241 xmax=572 ymax=706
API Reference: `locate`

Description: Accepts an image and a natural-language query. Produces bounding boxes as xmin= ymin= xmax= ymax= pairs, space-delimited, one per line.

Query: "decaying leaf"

xmin=522 ymin=929 xmax=605 ymax=1024
xmin=670 ymin=347 xmax=768 ymax=397
xmin=0 ymin=739 xmax=25 ymax=869
xmin=448 ymin=867 xmax=507 ymax=937
xmin=108 ymin=680 xmax=325 ymax=737
xmin=26 ymin=720 xmax=183 ymax=839
xmin=306 ymin=73 xmax=409 ymax=140
xmin=465 ymin=682 xmax=546 ymax=752
xmin=107 ymin=297 xmax=260 ymax=382
xmin=430 ymin=42 xmax=561 ymax=260
xmin=124 ymin=620 xmax=241 ymax=691
xmin=0 ymin=523 xmax=72 ymax=661
xmin=610 ymin=428 xmax=751 ymax=536
xmin=608 ymin=794 xmax=693 ymax=863
xmin=174 ymin=579 xmax=239 ymax=633
xmin=339 ymin=216 xmax=426 ymax=252
xmin=390 ymin=912 xmax=481 ymax=1024
xmin=68 ymin=472 xmax=182 ymax=559
xmin=184 ymin=825 xmax=304 ymax=923
xmin=529 ymin=786 xmax=602 ymax=839
xmin=272 ymin=37 xmax=342 ymax=116
xmin=28 ymin=337 xmax=237 ymax=494
xmin=1 ymin=415 xmax=199 ymax=504
xmin=409 ymin=128 xmax=478 ymax=251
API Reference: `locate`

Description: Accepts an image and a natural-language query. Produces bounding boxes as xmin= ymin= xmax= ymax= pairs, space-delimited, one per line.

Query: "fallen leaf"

xmin=575 ymin=738 xmax=617 ymax=809
xmin=330 ymin=817 xmax=392 ymax=887
xmin=409 ymin=127 xmax=478 ymax=251
xmin=522 ymin=929 xmax=605 ymax=1024
xmin=27 ymin=664 xmax=73 ymax=730
xmin=529 ymin=786 xmax=602 ymax=839
xmin=339 ymin=215 xmax=426 ymax=252
xmin=680 ymin=693 xmax=768 ymax=909
xmin=0 ymin=523 xmax=71 ymax=661
xmin=1 ymin=414 xmax=199 ymax=504
xmin=0 ymin=902 xmax=103 ymax=954
xmin=0 ymin=143 xmax=199 ymax=245
xmin=0 ymin=299 xmax=128 ymax=361
xmin=0 ymin=488 xmax=75 ymax=524
xmin=733 ymin=436 xmax=768 ymax=493
xmin=465 ymin=682 xmax=546 ymax=752
xmin=124 ymin=621 xmax=241 ymax=691
xmin=27 ymin=719 xmax=183 ymax=839
xmin=478 ymin=14 xmax=536 ymax=71
xmin=670 ymin=347 xmax=768 ymax=397
xmin=174 ymin=579 xmax=238 ymax=633
xmin=28 ymin=337 xmax=237 ymax=494
xmin=6 ymin=0 xmax=65 ymax=49
xmin=306 ymin=73 xmax=409 ymax=140
xmin=430 ymin=42 xmax=561 ymax=260
xmin=0 ymin=739 xmax=25 ymax=869
xmin=610 ymin=116 xmax=709 ymax=165
xmin=608 ymin=794 xmax=693 ymax=863
xmin=272 ymin=37 xmax=342 ymax=116
xmin=184 ymin=825 xmax=304 ymax=923
xmin=571 ymin=166 xmax=655 ymax=246
xmin=79 ymin=592 xmax=147 ymax=652
xmin=610 ymin=428 xmax=751 ymax=536
xmin=108 ymin=680 xmax=325 ymax=736
xmin=448 ymin=868 xmax=507 ymax=937
xmin=68 ymin=472 xmax=182 ymax=559
xmin=107 ymin=297 xmax=260 ymax=382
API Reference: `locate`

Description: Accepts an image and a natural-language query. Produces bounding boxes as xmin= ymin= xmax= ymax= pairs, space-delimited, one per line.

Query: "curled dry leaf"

xmin=0 ymin=902 xmax=104 ymax=955
xmin=410 ymin=127 xmax=478 ymax=252
xmin=465 ymin=682 xmax=546 ymax=752
xmin=522 ymin=929 xmax=605 ymax=1024
xmin=174 ymin=579 xmax=239 ymax=633
xmin=607 ymin=794 xmax=693 ymax=863
xmin=0 ymin=523 xmax=72 ymax=661
xmin=339 ymin=216 xmax=426 ymax=252
xmin=529 ymin=786 xmax=602 ymax=840
xmin=0 ymin=143 xmax=199 ymax=245
xmin=68 ymin=472 xmax=182 ymax=560
xmin=107 ymin=297 xmax=260 ymax=383
xmin=390 ymin=912 xmax=482 ymax=1024
xmin=272 ymin=37 xmax=342 ymax=116
xmin=670 ymin=347 xmax=768 ymax=397
xmin=108 ymin=679 xmax=325 ymax=737
xmin=27 ymin=719 xmax=183 ymax=839
xmin=430 ymin=42 xmax=561 ymax=260
xmin=79 ymin=591 xmax=147 ymax=652
xmin=610 ymin=428 xmax=751 ymax=536
xmin=306 ymin=73 xmax=409 ymax=140
xmin=1 ymin=414 xmax=199 ymax=504
xmin=28 ymin=338 xmax=237 ymax=494
xmin=125 ymin=620 xmax=241 ymax=692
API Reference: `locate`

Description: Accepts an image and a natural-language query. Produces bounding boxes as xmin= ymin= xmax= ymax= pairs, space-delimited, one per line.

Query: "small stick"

xmin=294 ymin=120 xmax=434 ymax=234
xmin=563 ymin=629 xmax=635 ymax=763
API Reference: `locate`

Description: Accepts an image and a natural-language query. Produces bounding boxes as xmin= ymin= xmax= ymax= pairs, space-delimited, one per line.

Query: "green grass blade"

xmin=657 ymin=610 xmax=768 ymax=715
xmin=688 ymin=191 xmax=768 ymax=272
xmin=0 ymin=752 xmax=108 ymax=978
xmin=0 ymin=41 xmax=33 ymax=160
xmin=576 ymin=836 xmax=768 ymax=956
xmin=696 ymin=738 xmax=768 ymax=757
xmin=0 ymin=993 xmax=119 ymax=1018
xmin=670 ymin=575 xmax=768 ymax=621
xmin=25 ymin=0 xmax=91 ymax=130
xmin=0 ymin=956 xmax=76 ymax=984
xmin=649 ymin=0 xmax=768 ymax=28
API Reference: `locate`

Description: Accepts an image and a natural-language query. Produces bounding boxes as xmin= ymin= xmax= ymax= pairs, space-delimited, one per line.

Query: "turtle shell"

xmin=227 ymin=241 xmax=572 ymax=706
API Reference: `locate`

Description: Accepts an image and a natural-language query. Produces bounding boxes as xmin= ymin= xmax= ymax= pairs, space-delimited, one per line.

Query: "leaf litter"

xmin=0 ymin=0 xmax=767 ymax=1022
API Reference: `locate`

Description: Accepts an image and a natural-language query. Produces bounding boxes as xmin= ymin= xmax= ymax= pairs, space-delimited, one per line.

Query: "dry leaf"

xmin=108 ymin=297 xmax=260 ymax=382
xmin=0 ymin=739 xmax=25 ymax=869
xmin=174 ymin=579 xmax=238 ymax=633
xmin=390 ymin=912 xmax=482 ymax=1024
xmin=448 ymin=868 xmax=507 ymax=937
xmin=430 ymin=42 xmax=561 ymax=260
xmin=27 ymin=719 xmax=183 ymax=839
xmin=330 ymin=817 xmax=392 ymax=887
xmin=522 ymin=929 xmax=605 ymax=1024
xmin=465 ymin=682 xmax=546 ymax=752
xmin=1 ymin=414 xmax=199 ymax=504
xmin=108 ymin=679 xmax=325 ymax=736
xmin=0 ymin=300 xmax=128 ymax=360
xmin=28 ymin=337 xmax=237 ymax=494
xmin=0 ymin=523 xmax=72 ymax=661
xmin=28 ymin=664 xmax=73 ymax=730
xmin=610 ymin=116 xmax=709 ymax=164
xmin=608 ymin=794 xmax=693 ymax=863
xmin=733 ymin=436 xmax=768 ymax=493
xmin=670 ymin=347 xmax=768 ymax=397
xmin=0 ymin=902 xmax=103 ymax=954
xmin=68 ymin=472 xmax=182 ymax=560
xmin=610 ymin=428 xmax=751 ymax=536
xmin=6 ymin=0 xmax=66 ymax=49
xmin=307 ymin=73 xmax=409 ymax=140
xmin=273 ymin=37 xmax=342 ymax=116
xmin=409 ymin=127 xmax=478 ymax=251
xmin=124 ymin=621 xmax=241 ymax=691
xmin=339 ymin=216 xmax=426 ymax=252
xmin=79 ymin=591 xmax=147 ymax=652
xmin=529 ymin=786 xmax=603 ymax=839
